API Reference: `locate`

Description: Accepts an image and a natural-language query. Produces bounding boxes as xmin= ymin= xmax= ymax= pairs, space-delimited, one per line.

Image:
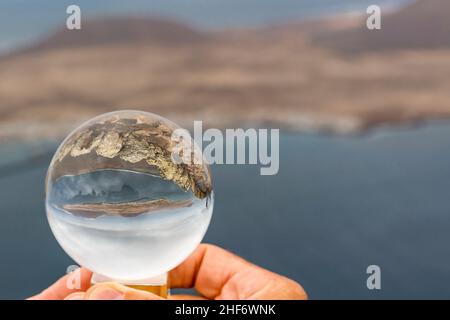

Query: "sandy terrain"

xmin=1 ymin=0 xmax=450 ymax=140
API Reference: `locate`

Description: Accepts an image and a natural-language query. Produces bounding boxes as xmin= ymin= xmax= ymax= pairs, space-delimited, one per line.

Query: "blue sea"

xmin=1 ymin=122 xmax=450 ymax=299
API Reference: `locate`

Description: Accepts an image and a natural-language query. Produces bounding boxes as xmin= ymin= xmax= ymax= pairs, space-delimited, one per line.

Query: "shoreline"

xmin=2 ymin=117 xmax=450 ymax=146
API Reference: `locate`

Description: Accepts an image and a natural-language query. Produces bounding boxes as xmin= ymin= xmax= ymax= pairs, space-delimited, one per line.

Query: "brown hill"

xmin=315 ymin=0 xmax=450 ymax=53
xmin=2 ymin=3 xmax=450 ymax=140
xmin=20 ymin=16 xmax=208 ymax=54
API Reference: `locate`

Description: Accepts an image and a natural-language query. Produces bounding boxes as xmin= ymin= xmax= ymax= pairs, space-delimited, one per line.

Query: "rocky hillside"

xmin=315 ymin=0 xmax=450 ymax=53
xmin=17 ymin=16 xmax=208 ymax=55
xmin=1 ymin=1 xmax=450 ymax=140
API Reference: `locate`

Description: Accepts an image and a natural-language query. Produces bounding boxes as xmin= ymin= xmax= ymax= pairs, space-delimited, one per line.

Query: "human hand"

xmin=29 ymin=244 xmax=307 ymax=300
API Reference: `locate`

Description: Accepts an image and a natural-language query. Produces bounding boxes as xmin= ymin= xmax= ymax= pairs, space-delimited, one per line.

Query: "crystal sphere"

xmin=45 ymin=110 xmax=213 ymax=281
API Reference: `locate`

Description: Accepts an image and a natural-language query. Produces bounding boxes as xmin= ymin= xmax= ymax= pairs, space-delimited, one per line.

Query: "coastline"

xmin=2 ymin=1 xmax=450 ymax=143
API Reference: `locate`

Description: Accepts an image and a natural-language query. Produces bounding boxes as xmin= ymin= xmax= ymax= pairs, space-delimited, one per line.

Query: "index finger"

xmin=169 ymin=244 xmax=254 ymax=299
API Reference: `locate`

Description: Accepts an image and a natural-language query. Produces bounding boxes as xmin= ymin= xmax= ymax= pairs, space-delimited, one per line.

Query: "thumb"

xmin=85 ymin=282 xmax=163 ymax=300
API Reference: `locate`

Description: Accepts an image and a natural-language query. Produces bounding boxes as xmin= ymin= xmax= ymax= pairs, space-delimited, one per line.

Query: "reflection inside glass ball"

xmin=45 ymin=111 xmax=213 ymax=281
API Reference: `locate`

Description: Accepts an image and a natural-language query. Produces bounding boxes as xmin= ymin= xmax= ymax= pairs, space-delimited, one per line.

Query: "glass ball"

xmin=45 ymin=110 xmax=213 ymax=281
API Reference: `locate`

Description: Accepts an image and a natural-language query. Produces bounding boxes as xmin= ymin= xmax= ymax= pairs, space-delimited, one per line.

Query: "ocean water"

xmin=1 ymin=122 xmax=450 ymax=299
xmin=0 ymin=0 xmax=410 ymax=53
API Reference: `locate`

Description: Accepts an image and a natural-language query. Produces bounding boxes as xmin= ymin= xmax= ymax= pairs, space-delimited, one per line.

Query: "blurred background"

xmin=1 ymin=0 xmax=450 ymax=299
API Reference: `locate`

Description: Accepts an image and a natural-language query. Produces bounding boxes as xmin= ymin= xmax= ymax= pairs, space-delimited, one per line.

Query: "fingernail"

xmin=90 ymin=287 xmax=124 ymax=300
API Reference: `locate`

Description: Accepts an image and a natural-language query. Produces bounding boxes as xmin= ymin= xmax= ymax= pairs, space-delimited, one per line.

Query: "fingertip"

xmin=85 ymin=282 xmax=163 ymax=300
xmin=64 ymin=292 xmax=85 ymax=300
xmin=85 ymin=283 xmax=124 ymax=300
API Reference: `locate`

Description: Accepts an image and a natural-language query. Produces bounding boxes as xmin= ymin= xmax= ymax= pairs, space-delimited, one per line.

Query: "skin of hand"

xmin=29 ymin=244 xmax=307 ymax=300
